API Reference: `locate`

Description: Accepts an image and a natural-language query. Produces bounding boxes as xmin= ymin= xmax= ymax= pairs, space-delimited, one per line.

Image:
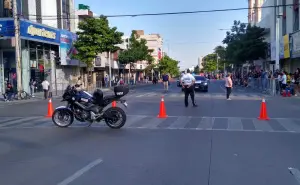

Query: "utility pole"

xmin=108 ymin=51 xmax=112 ymax=87
xmin=216 ymin=53 xmax=219 ymax=73
xmin=13 ymin=0 xmax=22 ymax=98
xmin=275 ymin=0 xmax=281 ymax=70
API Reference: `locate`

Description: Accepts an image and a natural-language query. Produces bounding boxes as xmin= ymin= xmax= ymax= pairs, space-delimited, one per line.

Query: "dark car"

xmin=177 ymin=79 xmax=182 ymax=87
xmin=194 ymin=75 xmax=208 ymax=92
xmin=178 ymin=75 xmax=209 ymax=92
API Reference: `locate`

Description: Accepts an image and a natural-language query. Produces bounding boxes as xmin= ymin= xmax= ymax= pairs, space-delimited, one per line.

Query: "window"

xmin=62 ymin=0 xmax=70 ymax=30
xmin=195 ymin=76 xmax=206 ymax=81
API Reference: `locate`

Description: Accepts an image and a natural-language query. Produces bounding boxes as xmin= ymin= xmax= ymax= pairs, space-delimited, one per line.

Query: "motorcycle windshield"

xmin=78 ymin=91 xmax=93 ymax=100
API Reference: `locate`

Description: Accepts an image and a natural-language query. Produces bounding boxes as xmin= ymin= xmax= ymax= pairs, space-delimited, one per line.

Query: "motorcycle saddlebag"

xmin=114 ymin=85 xmax=129 ymax=97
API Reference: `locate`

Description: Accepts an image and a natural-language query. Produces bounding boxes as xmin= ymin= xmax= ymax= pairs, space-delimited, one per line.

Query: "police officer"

xmin=181 ymin=69 xmax=197 ymax=107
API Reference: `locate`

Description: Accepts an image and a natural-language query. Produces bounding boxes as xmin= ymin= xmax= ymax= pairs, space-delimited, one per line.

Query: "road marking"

xmin=57 ymin=158 xmax=103 ymax=185
xmin=228 ymin=117 xmax=243 ymax=130
xmin=168 ymin=116 xmax=191 ymax=129
xmin=289 ymin=167 xmax=300 ymax=184
xmin=219 ymin=85 xmax=226 ymax=93
xmin=0 ymin=117 xmax=40 ymax=127
xmin=136 ymin=92 xmax=153 ymax=97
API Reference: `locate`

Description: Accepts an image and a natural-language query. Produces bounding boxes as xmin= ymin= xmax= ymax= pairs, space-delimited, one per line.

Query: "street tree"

xmin=73 ymin=15 xmax=123 ymax=67
xmin=222 ymin=20 xmax=268 ymax=65
xmin=202 ymin=53 xmax=217 ymax=72
xmin=158 ymin=55 xmax=180 ymax=77
xmin=214 ymin=45 xmax=228 ymax=71
xmin=194 ymin=65 xmax=200 ymax=74
xmin=118 ymin=31 xmax=154 ymax=72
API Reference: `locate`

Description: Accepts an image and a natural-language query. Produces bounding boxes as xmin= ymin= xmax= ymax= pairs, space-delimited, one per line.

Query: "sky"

xmin=74 ymin=0 xmax=248 ymax=69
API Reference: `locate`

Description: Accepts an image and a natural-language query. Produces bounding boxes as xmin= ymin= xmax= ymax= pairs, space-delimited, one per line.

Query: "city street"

xmin=1 ymin=80 xmax=300 ymax=185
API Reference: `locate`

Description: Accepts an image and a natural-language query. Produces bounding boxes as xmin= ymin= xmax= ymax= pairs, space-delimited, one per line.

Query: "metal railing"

xmin=245 ymin=77 xmax=278 ymax=96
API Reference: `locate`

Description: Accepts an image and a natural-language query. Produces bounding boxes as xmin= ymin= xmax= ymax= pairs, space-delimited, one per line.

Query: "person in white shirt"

xmin=41 ymin=79 xmax=50 ymax=99
xmin=180 ymin=69 xmax=197 ymax=107
xmin=281 ymin=71 xmax=287 ymax=91
xmin=225 ymin=73 xmax=233 ymax=100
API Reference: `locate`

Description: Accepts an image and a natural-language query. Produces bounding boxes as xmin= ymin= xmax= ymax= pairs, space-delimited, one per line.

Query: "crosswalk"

xmin=124 ymin=92 xmax=269 ymax=100
xmin=1 ymin=115 xmax=300 ymax=133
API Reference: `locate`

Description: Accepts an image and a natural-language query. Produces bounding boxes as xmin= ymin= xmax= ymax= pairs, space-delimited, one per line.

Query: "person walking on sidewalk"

xmin=42 ymin=79 xmax=50 ymax=100
xmin=181 ymin=69 xmax=197 ymax=107
xmin=29 ymin=79 xmax=36 ymax=97
xmin=225 ymin=73 xmax=233 ymax=100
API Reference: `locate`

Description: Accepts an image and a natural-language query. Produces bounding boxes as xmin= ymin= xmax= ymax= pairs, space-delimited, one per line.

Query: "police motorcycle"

xmin=52 ymin=85 xmax=129 ymax=128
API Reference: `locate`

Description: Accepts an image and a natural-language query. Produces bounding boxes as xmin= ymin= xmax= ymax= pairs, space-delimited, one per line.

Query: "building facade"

xmin=258 ymin=0 xmax=300 ymax=73
xmin=0 ymin=0 xmax=81 ymax=95
xmin=248 ymin=0 xmax=264 ymax=25
xmin=198 ymin=57 xmax=203 ymax=71
xmin=134 ymin=30 xmax=163 ymax=80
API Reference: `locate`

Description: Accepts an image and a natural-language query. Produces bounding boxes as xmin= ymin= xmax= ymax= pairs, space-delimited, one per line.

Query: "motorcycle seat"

xmin=103 ymin=95 xmax=117 ymax=101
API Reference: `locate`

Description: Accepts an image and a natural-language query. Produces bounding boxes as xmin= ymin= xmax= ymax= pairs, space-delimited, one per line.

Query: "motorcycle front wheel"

xmin=52 ymin=109 xmax=74 ymax=128
xmin=104 ymin=107 xmax=127 ymax=129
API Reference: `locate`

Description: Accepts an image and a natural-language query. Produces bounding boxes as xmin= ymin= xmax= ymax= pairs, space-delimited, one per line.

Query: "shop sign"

xmin=20 ymin=20 xmax=60 ymax=43
xmin=283 ymin=34 xmax=290 ymax=58
xmin=290 ymin=30 xmax=300 ymax=58
xmin=27 ymin=25 xmax=56 ymax=39
xmin=280 ymin=40 xmax=284 ymax=59
xmin=0 ymin=19 xmax=14 ymax=37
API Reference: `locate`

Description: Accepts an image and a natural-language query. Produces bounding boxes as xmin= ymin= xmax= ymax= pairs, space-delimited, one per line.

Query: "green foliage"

xmin=194 ymin=65 xmax=200 ymax=74
xmin=222 ymin=20 xmax=268 ymax=64
xmin=158 ymin=55 xmax=180 ymax=77
xmin=73 ymin=15 xmax=123 ymax=67
xmin=145 ymin=63 xmax=157 ymax=75
xmin=118 ymin=31 xmax=154 ymax=69
xmin=202 ymin=53 xmax=217 ymax=72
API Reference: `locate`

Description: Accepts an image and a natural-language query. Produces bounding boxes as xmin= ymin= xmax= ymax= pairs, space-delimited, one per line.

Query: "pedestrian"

xmin=5 ymin=82 xmax=14 ymax=101
xmin=294 ymin=69 xmax=299 ymax=96
xmin=41 ymin=79 xmax=50 ymax=100
xmin=29 ymin=79 xmax=36 ymax=97
xmin=225 ymin=73 xmax=233 ymax=100
xmin=162 ymin=73 xmax=169 ymax=92
xmin=181 ymin=69 xmax=197 ymax=107
xmin=75 ymin=76 xmax=83 ymax=91
xmin=104 ymin=75 xmax=109 ymax=88
xmin=281 ymin=71 xmax=287 ymax=92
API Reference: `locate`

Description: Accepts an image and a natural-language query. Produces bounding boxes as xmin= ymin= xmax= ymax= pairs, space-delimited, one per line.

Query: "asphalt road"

xmin=1 ymin=80 xmax=300 ymax=185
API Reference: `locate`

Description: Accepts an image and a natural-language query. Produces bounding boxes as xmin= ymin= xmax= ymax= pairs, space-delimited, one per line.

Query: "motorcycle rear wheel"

xmin=52 ymin=109 xmax=74 ymax=128
xmin=104 ymin=107 xmax=126 ymax=129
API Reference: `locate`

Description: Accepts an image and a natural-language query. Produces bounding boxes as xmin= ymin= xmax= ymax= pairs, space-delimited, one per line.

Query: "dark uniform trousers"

xmin=183 ymin=85 xmax=196 ymax=107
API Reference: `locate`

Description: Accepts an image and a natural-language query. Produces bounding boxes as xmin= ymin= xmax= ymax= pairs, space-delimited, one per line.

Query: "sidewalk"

xmin=0 ymin=82 xmax=154 ymax=105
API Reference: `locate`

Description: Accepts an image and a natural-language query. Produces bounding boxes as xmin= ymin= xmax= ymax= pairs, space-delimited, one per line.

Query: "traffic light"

xmin=55 ymin=56 xmax=61 ymax=65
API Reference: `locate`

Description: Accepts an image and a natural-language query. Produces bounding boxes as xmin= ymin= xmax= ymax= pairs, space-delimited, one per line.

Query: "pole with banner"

xmin=13 ymin=0 xmax=22 ymax=99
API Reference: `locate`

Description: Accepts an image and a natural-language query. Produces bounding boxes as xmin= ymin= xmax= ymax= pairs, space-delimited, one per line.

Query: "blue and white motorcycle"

xmin=52 ymin=85 xmax=129 ymax=128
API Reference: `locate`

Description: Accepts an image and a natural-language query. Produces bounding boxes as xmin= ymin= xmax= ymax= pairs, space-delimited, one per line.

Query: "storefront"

xmin=0 ymin=18 xmax=60 ymax=94
xmin=289 ymin=30 xmax=300 ymax=73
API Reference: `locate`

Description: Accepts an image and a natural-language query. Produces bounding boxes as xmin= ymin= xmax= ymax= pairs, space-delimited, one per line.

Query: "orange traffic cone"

xmin=45 ymin=98 xmax=54 ymax=118
xmin=258 ymin=98 xmax=269 ymax=120
xmin=112 ymin=101 xmax=117 ymax=107
xmin=157 ymin=96 xmax=167 ymax=118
